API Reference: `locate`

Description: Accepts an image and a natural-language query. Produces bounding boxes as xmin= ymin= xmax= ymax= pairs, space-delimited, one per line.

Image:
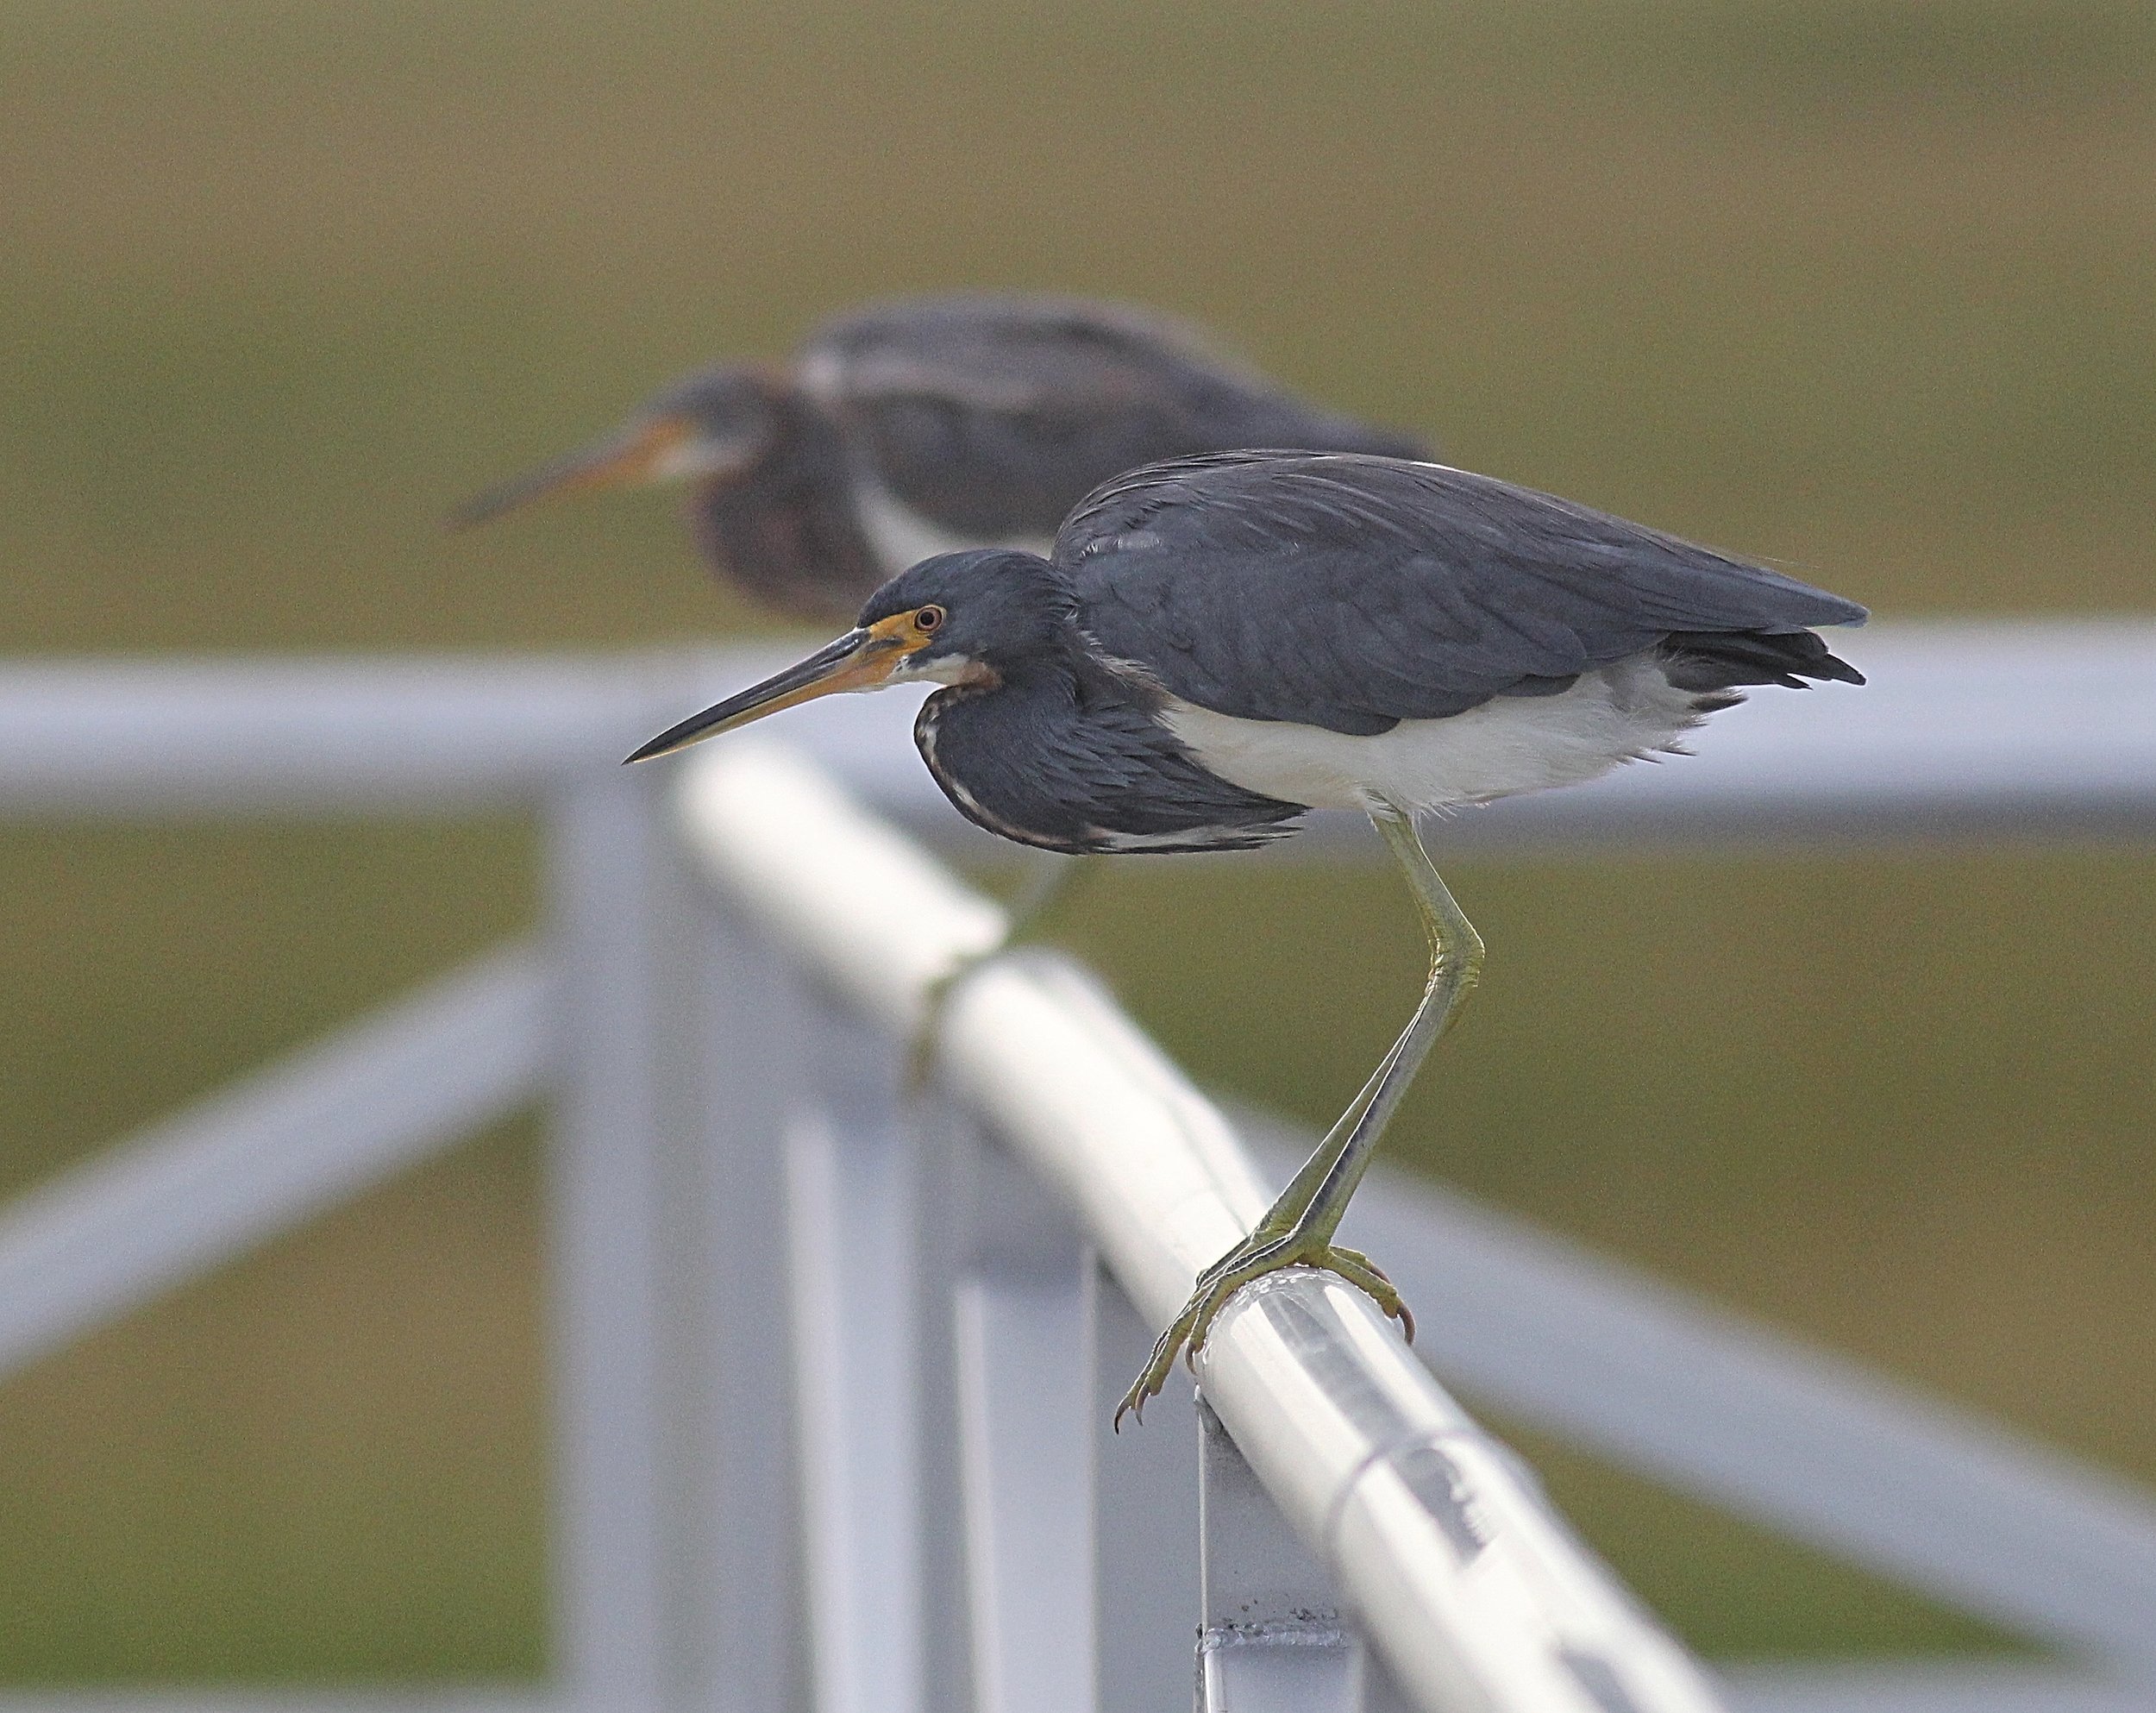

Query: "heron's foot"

xmin=900 ymin=946 xmax=1002 ymax=1095
xmin=1112 ymin=1232 xmax=1414 ymax=1430
xmin=902 ymin=856 xmax=1100 ymax=1095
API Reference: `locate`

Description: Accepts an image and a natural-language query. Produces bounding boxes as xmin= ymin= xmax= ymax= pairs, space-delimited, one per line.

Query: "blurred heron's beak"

xmin=445 ymin=413 xmax=748 ymax=530
xmin=626 ymin=618 xmax=919 ymax=763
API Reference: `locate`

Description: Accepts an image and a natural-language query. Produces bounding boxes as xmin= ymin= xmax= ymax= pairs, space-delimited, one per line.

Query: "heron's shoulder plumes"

xmin=805 ymin=291 xmax=1249 ymax=382
xmin=1062 ymin=452 xmax=1852 ymax=614
xmin=793 ymin=301 xmax=1428 ymax=544
xmin=1053 ymin=451 xmax=1866 ymax=737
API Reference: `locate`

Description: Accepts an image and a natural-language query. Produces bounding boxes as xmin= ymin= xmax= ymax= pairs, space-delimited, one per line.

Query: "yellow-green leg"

xmin=905 ymin=853 xmax=1103 ymax=1090
xmin=1114 ymin=800 xmax=1482 ymax=1428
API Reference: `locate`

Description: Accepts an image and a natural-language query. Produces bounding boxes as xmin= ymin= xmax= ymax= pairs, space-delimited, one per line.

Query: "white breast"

xmin=1158 ymin=656 xmax=1712 ymax=813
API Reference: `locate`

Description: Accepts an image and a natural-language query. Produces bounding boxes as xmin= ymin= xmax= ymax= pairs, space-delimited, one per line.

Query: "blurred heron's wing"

xmin=798 ymin=294 xmax=1426 ymax=545
xmin=1056 ymin=452 xmax=1867 ymax=736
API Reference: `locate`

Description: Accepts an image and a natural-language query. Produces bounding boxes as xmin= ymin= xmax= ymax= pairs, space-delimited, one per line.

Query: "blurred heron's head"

xmin=446 ymin=363 xmax=780 ymax=530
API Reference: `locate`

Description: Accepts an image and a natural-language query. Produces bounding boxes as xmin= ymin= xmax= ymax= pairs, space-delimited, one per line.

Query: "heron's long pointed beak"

xmin=626 ymin=620 xmax=915 ymax=763
xmin=445 ymin=414 xmax=722 ymax=531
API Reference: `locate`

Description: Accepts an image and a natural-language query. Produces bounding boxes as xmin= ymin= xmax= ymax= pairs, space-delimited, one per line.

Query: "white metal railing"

xmin=2 ymin=624 xmax=2154 ymax=1713
xmin=680 ymin=741 xmax=1725 ymax=1712
xmin=5 ymin=622 xmax=2153 ymax=838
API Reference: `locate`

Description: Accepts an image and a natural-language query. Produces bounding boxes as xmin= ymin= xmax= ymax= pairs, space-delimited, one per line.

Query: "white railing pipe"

xmin=8 ymin=622 xmax=2156 ymax=841
xmin=674 ymin=740 xmax=1728 ymax=1713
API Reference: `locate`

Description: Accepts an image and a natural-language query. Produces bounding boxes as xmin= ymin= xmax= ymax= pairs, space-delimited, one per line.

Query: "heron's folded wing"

xmin=799 ymin=296 xmax=1425 ymax=544
xmin=1057 ymin=453 xmax=1866 ymax=736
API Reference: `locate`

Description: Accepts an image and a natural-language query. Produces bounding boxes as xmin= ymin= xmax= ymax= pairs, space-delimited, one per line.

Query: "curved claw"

xmin=1112 ymin=1367 xmax=1157 ymax=1434
xmin=1112 ymin=1238 xmax=1421 ymax=1430
xmin=1114 ymin=1302 xmax=1202 ymax=1430
xmin=1322 ymin=1246 xmax=1417 ymax=1344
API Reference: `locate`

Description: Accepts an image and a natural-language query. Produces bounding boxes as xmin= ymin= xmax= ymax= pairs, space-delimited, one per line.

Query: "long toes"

xmin=1180 ymin=1272 xmax=1255 ymax=1370
xmin=1116 ymin=1314 xmax=1197 ymax=1429
xmin=1120 ymin=1237 xmax=1343 ymax=1428
xmin=1181 ymin=1315 xmax=1215 ymax=1372
xmin=1335 ymin=1246 xmax=1394 ymax=1286
xmin=1190 ymin=1253 xmax=1255 ymax=1298
xmin=1316 ymin=1248 xmax=1418 ymax=1343
xmin=1192 ymin=1230 xmax=1299 ymax=1295
xmin=1179 ymin=1312 xmax=1211 ymax=1373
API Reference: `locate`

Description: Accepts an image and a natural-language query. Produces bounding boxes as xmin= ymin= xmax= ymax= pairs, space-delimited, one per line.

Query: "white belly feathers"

xmin=1158 ymin=654 xmax=1710 ymax=813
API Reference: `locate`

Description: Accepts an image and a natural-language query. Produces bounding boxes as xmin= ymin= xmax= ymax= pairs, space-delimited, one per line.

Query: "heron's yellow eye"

xmin=915 ymin=605 xmax=945 ymax=634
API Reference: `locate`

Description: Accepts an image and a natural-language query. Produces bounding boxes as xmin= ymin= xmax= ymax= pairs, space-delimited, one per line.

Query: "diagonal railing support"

xmin=0 ymin=943 xmax=546 ymax=1383
xmin=1256 ymin=1118 xmax=2156 ymax=1687
xmin=5 ymin=648 xmax=2156 ymax=1713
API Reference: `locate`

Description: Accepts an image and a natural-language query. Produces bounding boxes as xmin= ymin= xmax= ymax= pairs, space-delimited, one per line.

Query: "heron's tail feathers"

xmin=1659 ymin=629 xmax=1865 ymax=700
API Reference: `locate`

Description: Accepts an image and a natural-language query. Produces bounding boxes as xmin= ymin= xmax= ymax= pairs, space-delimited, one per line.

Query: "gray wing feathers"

xmin=1060 ymin=453 xmax=1866 ymax=734
xmin=801 ymin=297 xmax=1426 ymax=541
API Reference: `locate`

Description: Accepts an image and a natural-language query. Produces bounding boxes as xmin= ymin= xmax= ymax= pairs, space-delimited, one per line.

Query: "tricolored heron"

xmin=627 ymin=451 xmax=1867 ymax=1423
xmin=448 ymin=292 xmax=1424 ymax=621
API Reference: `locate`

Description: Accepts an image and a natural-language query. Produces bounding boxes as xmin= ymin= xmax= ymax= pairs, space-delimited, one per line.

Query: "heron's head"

xmin=447 ymin=365 xmax=781 ymax=530
xmin=627 ymin=549 xmax=1072 ymax=763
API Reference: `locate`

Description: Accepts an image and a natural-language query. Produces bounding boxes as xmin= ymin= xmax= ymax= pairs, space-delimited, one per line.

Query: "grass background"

xmin=3 ymin=0 xmax=2153 ymax=1681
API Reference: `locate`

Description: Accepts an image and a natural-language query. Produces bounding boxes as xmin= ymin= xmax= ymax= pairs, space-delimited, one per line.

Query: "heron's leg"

xmin=1265 ymin=803 xmax=1481 ymax=1240
xmin=904 ymin=853 xmax=1103 ymax=1090
xmin=1006 ymin=850 xmax=1104 ymax=938
xmin=1116 ymin=802 xmax=1481 ymax=1426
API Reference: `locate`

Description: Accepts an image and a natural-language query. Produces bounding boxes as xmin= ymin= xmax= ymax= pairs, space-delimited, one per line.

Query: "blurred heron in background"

xmin=450 ymin=292 xmax=1425 ymax=620
xmin=626 ymin=449 xmax=1867 ymax=1421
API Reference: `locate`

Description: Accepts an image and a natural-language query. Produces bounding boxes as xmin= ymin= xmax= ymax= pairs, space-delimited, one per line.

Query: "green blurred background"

xmin=3 ymin=0 xmax=2153 ymax=1683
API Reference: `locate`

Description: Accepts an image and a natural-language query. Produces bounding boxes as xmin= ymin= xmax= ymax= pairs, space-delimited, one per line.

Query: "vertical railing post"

xmin=910 ymin=1089 xmax=978 ymax=1713
xmin=787 ymin=1004 xmax=937 ymax=1713
xmin=674 ymin=892 xmax=806 ymax=1713
xmin=1196 ymin=1395 xmax=1358 ymax=1713
xmin=546 ymin=769 xmax=680 ymax=1713
xmin=1094 ymin=1278 xmax=1203 ymax=1712
xmin=549 ymin=764 xmax=805 ymax=1713
xmin=951 ymin=1128 xmax=1099 ymax=1713
xmin=788 ymin=1013 xmax=1109 ymax=1713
